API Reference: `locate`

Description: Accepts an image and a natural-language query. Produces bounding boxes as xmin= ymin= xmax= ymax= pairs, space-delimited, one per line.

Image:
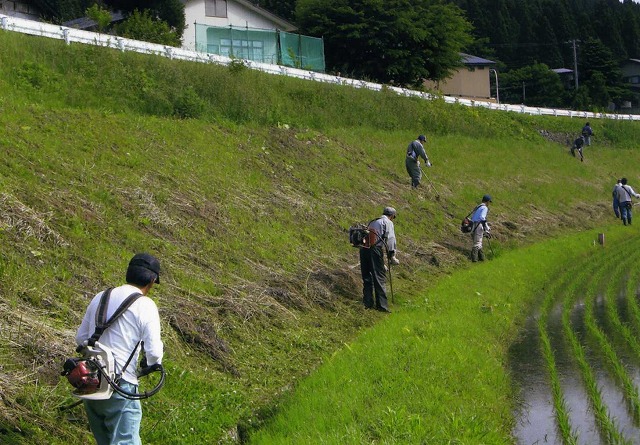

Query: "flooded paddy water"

xmin=510 ymin=250 xmax=640 ymax=445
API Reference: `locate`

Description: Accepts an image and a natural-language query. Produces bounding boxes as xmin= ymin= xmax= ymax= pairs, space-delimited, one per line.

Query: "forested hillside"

xmin=454 ymin=0 xmax=640 ymax=109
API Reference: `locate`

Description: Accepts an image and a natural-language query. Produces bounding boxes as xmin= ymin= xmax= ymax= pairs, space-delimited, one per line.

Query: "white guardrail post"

xmin=61 ymin=27 xmax=70 ymax=45
xmin=0 ymin=14 xmax=639 ymax=121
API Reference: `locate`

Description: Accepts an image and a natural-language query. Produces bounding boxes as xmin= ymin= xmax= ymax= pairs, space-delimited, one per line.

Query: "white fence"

xmin=2 ymin=13 xmax=639 ymax=122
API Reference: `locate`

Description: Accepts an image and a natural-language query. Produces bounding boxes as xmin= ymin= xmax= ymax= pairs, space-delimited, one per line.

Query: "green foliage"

xmin=13 ymin=61 xmax=59 ymax=90
xmin=500 ymin=63 xmax=565 ymax=107
xmin=29 ymin=0 xmax=94 ymax=22
xmin=86 ymin=3 xmax=112 ymax=32
xmin=228 ymin=58 xmax=249 ymax=74
xmin=113 ymin=9 xmax=181 ymax=47
xmin=172 ymin=86 xmax=205 ymax=119
xmin=255 ymin=0 xmax=297 ymax=22
xmin=105 ymin=0 xmax=186 ymax=38
xmin=295 ymin=0 xmax=473 ymax=86
xmin=586 ymin=71 xmax=611 ymax=109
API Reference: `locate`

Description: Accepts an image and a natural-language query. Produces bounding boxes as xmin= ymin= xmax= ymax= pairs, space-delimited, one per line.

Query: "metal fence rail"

xmin=2 ymin=14 xmax=639 ymax=122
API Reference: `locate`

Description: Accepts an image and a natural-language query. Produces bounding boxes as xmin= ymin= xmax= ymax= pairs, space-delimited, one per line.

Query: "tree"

xmin=500 ymin=63 xmax=565 ymax=107
xmin=585 ymin=71 xmax=611 ymax=108
xmin=255 ymin=0 xmax=297 ymax=22
xmin=295 ymin=0 xmax=472 ymax=86
xmin=86 ymin=3 xmax=112 ymax=32
xmin=104 ymin=0 xmax=185 ymax=39
xmin=578 ymin=36 xmax=630 ymax=106
xmin=113 ymin=9 xmax=181 ymax=47
xmin=28 ymin=0 xmax=94 ymax=23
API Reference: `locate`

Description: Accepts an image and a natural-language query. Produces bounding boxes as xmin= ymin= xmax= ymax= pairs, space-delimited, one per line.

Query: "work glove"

xmin=138 ymin=363 xmax=163 ymax=378
xmin=390 ymin=255 xmax=400 ymax=266
xmin=485 ymin=232 xmax=492 ymax=239
xmin=426 ymin=161 xmax=432 ymax=167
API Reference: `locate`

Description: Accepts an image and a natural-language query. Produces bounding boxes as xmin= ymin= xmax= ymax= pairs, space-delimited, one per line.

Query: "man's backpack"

xmin=349 ymin=224 xmax=371 ymax=248
xmin=349 ymin=218 xmax=384 ymax=248
xmin=460 ymin=205 xmax=481 ymax=234
xmin=460 ymin=217 xmax=473 ymax=233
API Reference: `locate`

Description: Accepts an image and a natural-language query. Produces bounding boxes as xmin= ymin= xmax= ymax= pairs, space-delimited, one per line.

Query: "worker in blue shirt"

xmin=470 ymin=194 xmax=492 ymax=262
xmin=581 ymin=122 xmax=593 ymax=146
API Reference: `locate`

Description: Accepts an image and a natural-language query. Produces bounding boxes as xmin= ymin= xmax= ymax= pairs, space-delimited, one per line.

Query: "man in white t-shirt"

xmin=76 ymin=253 xmax=164 ymax=445
xmin=616 ymin=178 xmax=640 ymax=226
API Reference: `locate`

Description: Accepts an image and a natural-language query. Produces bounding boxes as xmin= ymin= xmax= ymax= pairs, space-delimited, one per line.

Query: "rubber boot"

xmin=629 ymin=216 xmax=632 ymax=225
xmin=478 ymin=249 xmax=486 ymax=261
xmin=623 ymin=217 xmax=628 ymax=226
xmin=471 ymin=247 xmax=479 ymax=262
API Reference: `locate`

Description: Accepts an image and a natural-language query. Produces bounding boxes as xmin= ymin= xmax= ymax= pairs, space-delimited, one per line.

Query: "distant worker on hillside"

xmin=581 ymin=122 xmax=594 ymax=146
xmin=405 ymin=134 xmax=431 ymax=188
xmin=571 ymin=135 xmax=585 ymax=162
xmin=470 ymin=194 xmax=492 ymax=262
xmin=617 ymin=178 xmax=640 ymax=225
xmin=359 ymin=207 xmax=399 ymax=313
xmin=612 ymin=178 xmax=622 ymax=219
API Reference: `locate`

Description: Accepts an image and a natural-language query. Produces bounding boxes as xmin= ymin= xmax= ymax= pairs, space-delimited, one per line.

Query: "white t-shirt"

xmin=76 ymin=284 xmax=163 ymax=385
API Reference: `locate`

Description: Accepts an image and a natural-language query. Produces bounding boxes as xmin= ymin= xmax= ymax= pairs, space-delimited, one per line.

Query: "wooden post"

xmin=598 ymin=233 xmax=605 ymax=246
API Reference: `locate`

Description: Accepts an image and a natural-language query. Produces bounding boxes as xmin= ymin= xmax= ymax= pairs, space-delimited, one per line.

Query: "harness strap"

xmin=367 ymin=217 xmax=387 ymax=247
xmin=88 ymin=288 xmax=143 ymax=347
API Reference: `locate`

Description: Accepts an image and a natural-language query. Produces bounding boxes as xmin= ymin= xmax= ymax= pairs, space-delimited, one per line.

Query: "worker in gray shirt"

xmin=405 ymin=134 xmax=431 ymax=188
xmin=360 ymin=207 xmax=399 ymax=313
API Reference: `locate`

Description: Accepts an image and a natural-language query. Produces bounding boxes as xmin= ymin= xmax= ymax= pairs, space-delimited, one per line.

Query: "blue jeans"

xmin=621 ymin=201 xmax=633 ymax=224
xmin=84 ymin=381 xmax=142 ymax=445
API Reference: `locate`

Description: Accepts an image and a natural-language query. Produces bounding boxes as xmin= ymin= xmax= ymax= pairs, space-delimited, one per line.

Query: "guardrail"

xmin=2 ymin=14 xmax=639 ymax=122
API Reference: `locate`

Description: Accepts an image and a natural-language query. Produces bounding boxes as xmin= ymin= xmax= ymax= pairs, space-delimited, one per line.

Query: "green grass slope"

xmin=0 ymin=29 xmax=639 ymax=444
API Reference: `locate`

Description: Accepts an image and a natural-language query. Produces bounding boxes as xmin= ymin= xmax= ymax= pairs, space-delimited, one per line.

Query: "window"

xmin=219 ymin=38 xmax=264 ymax=62
xmin=205 ymin=0 xmax=227 ymax=18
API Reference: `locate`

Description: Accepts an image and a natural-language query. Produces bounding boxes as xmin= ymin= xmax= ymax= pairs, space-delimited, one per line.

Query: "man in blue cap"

xmin=470 ymin=194 xmax=492 ymax=262
xmin=405 ymin=134 xmax=431 ymax=188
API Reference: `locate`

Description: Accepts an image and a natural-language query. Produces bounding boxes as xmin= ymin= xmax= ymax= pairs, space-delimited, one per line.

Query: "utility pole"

xmin=572 ymin=39 xmax=579 ymax=89
xmin=489 ymin=68 xmax=499 ymax=104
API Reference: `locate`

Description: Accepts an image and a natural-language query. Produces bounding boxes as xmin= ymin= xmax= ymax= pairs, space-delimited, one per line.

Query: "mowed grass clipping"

xmin=249 ymin=226 xmax=633 ymax=444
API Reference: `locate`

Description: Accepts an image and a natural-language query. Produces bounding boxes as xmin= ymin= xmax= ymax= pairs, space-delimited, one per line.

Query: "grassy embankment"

xmin=0 ymin=29 xmax=640 ymax=444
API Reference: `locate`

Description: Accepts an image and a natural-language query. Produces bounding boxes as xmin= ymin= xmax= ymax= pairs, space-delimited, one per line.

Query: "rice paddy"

xmin=511 ymin=233 xmax=640 ymax=445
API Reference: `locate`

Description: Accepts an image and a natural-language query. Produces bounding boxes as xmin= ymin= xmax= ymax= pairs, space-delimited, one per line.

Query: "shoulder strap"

xmin=466 ymin=204 xmax=482 ymax=219
xmin=88 ymin=288 xmax=143 ymax=346
xmin=368 ymin=216 xmax=387 ymax=238
xmin=622 ymin=185 xmax=632 ymax=200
